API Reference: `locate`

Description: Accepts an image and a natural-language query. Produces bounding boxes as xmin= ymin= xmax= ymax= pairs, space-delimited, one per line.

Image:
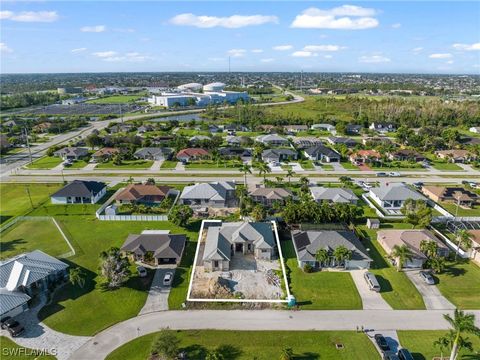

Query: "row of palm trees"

xmin=314 ymin=246 xmax=353 ymax=270
xmin=238 ymin=161 xmax=297 ymax=186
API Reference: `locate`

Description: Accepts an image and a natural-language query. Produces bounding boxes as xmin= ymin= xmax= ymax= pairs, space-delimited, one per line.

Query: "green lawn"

xmin=86 ymin=95 xmax=143 ymax=104
xmin=0 ymin=183 xmax=62 ymax=224
xmin=0 ymin=336 xmax=56 ymax=360
xmin=439 ymin=201 xmax=480 ymax=217
xmin=321 ymin=164 xmax=334 ymax=171
xmin=160 ymin=160 xmax=178 ymax=169
xmin=0 ymin=218 xmax=70 ymax=260
xmin=356 ymin=224 xmax=426 ymax=310
xmin=281 ymin=237 xmax=362 ymax=309
xmin=64 ymin=160 xmax=89 ymax=169
xmin=106 ymin=330 xmax=379 ymax=360
xmin=299 ymin=159 xmax=314 ymax=170
xmin=25 ymin=156 xmax=62 ymax=169
xmin=185 ymin=160 xmax=240 ymax=170
xmin=397 ymin=330 xmax=480 ymax=360
xmin=96 ymin=160 xmax=154 ymax=169
xmin=435 ymin=260 xmax=480 ymax=309
xmin=431 ymin=161 xmax=463 ymax=171
xmin=341 ymin=161 xmax=359 ymax=170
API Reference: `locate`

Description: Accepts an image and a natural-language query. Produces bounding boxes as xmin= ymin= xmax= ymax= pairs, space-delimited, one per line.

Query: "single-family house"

xmin=51 ymin=180 xmax=107 ymax=204
xmin=327 ymin=136 xmax=358 ymax=148
xmin=180 ymin=181 xmax=236 ymax=208
xmin=304 ymin=145 xmax=340 ymax=162
xmin=291 ymin=230 xmax=372 ymax=270
xmin=284 ymin=125 xmax=308 ymax=134
xmin=435 ymin=150 xmax=476 ymax=163
xmin=349 ymin=150 xmax=382 ymax=164
xmin=202 ymin=221 xmax=276 ymax=271
xmin=292 ymin=137 xmax=324 ymax=149
xmin=225 ymin=136 xmax=242 ymax=147
xmin=115 ymin=184 xmax=172 ymax=205
xmin=369 ymin=183 xmax=427 ymax=211
xmin=134 ymin=147 xmax=173 ymax=161
xmin=176 ymin=148 xmax=210 ymax=162
xmin=388 ymin=149 xmax=426 ymax=162
xmin=109 ymin=124 xmax=133 ymax=134
xmin=310 ymin=187 xmax=359 ymax=204
xmin=377 ymin=229 xmax=449 ymax=268
xmin=261 ymin=148 xmax=298 ymax=163
xmin=0 ymin=250 xmax=68 ymax=318
xmin=311 ymin=123 xmax=335 ymax=133
xmin=369 ymin=122 xmax=397 ymax=133
xmin=362 ymin=136 xmax=393 ymax=146
xmin=92 ymin=147 xmax=120 ymax=162
xmin=255 ymin=134 xmax=289 ymax=147
xmin=54 ymin=147 xmax=89 ymax=161
xmin=249 ymin=187 xmax=293 ymax=207
xmin=189 ymin=135 xmax=211 ymax=144
xmin=422 ymin=186 xmax=479 ymax=208
xmin=121 ymin=233 xmax=186 ymax=265
xmin=218 ymin=147 xmax=252 ymax=159
xmin=345 ymin=124 xmax=362 ymax=135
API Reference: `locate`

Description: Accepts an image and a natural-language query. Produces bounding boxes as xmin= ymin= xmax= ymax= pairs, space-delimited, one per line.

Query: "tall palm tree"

xmin=256 ymin=161 xmax=271 ymax=181
xmin=286 ymin=169 xmax=295 ymax=184
xmin=454 ymin=230 xmax=473 ymax=261
xmin=420 ymin=239 xmax=438 ymax=259
xmin=315 ymin=248 xmax=330 ymax=268
xmin=333 ymin=245 xmax=352 ymax=268
xmin=238 ymin=163 xmax=252 ymax=187
xmin=391 ymin=244 xmax=413 ymax=271
xmin=443 ymin=309 xmax=480 ymax=360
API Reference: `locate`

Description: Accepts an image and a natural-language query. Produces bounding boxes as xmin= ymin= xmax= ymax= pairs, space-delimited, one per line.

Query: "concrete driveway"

xmin=139 ymin=267 xmax=176 ymax=314
xmin=405 ymin=270 xmax=455 ymax=310
xmin=287 ymin=162 xmax=303 ymax=172
xmin=367 ymin=330 xmax=400 ymax=355
xmin=350 ymin=270 xmax=392 ymax=310
xmin=268 ymin=163 xmax=283 ymax=172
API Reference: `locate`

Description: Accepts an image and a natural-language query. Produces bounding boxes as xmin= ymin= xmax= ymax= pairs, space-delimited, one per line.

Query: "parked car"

xmin=412 ymin=182 xmax=424 ymax=189
xmin=383 ymin=351 xmax=400 ymax=360
xmin=63 ymin=161 xmax=72 ymax=167
xmin=364 ymin=272 xmax=381 ymax=292
xmin=397 ymin=348 xmax=414 ymax=360
xmin=163 ymin=272 xmax=173 ymax=286
xmin=1 ymin=318 xmax=24 ymax=337
xmin=363 ymin=182 xmax=374 ymax=189
xmin=389 ymin=172 xmax=401 ymax=177
xmin=0 ymin=317 xmax=12 ymax=329
xmin=376 ymin=172 xmax=388 ymax=177
xmin=374 ymin=334 xmax=390 ymax=351
xmin=137 ymin=266 xmax=147 ymax=278
xmin=419 ymin=270 xmax=435 ymax=285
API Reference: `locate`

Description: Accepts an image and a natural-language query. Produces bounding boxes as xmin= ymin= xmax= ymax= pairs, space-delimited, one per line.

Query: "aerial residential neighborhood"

xmin=1 ymin=1 xmax=480 ymax=360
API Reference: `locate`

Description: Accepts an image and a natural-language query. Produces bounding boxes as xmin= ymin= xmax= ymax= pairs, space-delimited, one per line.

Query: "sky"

xmin=1 ymin=1 xmax=479 ymax=74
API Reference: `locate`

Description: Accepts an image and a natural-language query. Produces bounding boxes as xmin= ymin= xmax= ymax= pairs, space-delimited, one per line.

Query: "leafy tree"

xmin=169 ymin=205 xmax=193 ymax=227
xmin=391 ymin=244 xmax=413 ymax=271
xmin=442 ymin=309 xmax=480 ymax=360
xmin=69 ymin=267 xmax=86 ymax=288
xmin=251 ymin=204 xmax=266 ymax=222
xmin=151 ymin=329 xmax=181 ymax=360
xmin=429 ymin=256 xmax=446 ymax=274
xmin=145 ymin=177 xmax=155 ymax=185
xmin=99 ymin=247 xmax=130 ymax=289
xmin=112 ymin=153 xmax=123 ymax=166
xmin=205 ymin=348 xmax=224 ymax=360
xmin=454 ymin=230 xmax=473 ymax=261
xmin=420 ymin=239 xmax=438 ymax=259
xmin=401 ymin=199 xmax=432 ymax=228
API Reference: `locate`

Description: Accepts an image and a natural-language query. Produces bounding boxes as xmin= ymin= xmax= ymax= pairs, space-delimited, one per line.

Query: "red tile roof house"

xmin=176 ymin=148 xmax=210 ymax=162
xmin=115 ymin=184 xmax=172 ymax=205
xmin=349 ymin=150 xmax=382 ymax=164
xmin=92 ymin=147 xmax=120 ymax=162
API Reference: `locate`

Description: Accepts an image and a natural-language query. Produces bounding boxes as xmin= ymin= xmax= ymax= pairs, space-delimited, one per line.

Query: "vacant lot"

xmin=431 ymin=161 xmax=463 ymax=171
xmin=281 ymin=237 xmax=362 ymax=309
xmin=106 ymin=330 xmax=379 ymax=360
xmin=86 ymin=95 xmax=143 ymax=104
xmin=0 ymin=218 xmax=70 ymax=260
xmin=25 ymin=156 xmax=62 ymax=169
xmin=96 ymin=159 xmax=153 ymax=169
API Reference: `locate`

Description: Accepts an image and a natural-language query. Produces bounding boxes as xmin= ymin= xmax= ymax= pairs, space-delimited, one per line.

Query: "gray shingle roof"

xmin=370 ymin=183 xmax=426 ymax=201
xmin=121 ymin=234 xmax=186 ymax=260
xmin=51 ymin=180 xmax=106 ymax=198
xmin=304 ymin=144 xmax=340 ymax=158
xmin=180 ymin=181 xmax=235 ymax=202
xmin=310 ymin=187 xmax=358 ymax=203
xmin=134 ymin=147 xmax=172 ymax=158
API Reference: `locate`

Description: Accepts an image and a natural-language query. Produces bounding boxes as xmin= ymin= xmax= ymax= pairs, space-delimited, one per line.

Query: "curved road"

xmin=69 ymin=309 xmax=480 ymax=360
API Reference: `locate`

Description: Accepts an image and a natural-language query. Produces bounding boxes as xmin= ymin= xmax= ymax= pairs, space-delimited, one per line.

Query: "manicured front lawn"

xmin=281 ymin=237 xmax=362 ymax=309
xmin=321 ymin=164 xmax=334 ymax=171
xmin=435 ymin=260 xmax=480 ymax=309
xmin=185 ymin=160 xmax=240 ymax=170
xmin=299 ymin=159 xmax=314 ymax=170
xmin=439 ymin=201 xmax=480 ymax=217
xmin=0 ymin=183 xmax=62 ymax=224
xmin=356 ymin=224 xmax=426 ymax=310
xmin=0 ymin=336 xmax=56 ymax=360
xmin=160 ymin=160 xmax=178 ymax=169
xmin=96 ymin=160 xmax=154 ymax=169
xmin=431 ymin=161 xmax=463 ymax=171
xmin=341 ymin=161 xmax=358 ymax=170
xmin=106 ymin=330 xmax=379 ymax=360
xmin=0 ymin=218 xmax=70 ymax=260
xmin=397 ymin=330 xmax=480 ymax=360
xmin=25 ymin=156 xmax=62 ymax=169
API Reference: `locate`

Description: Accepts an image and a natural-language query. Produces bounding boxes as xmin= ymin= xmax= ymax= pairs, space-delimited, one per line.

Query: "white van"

xmin=364 ymin=272 xmax=381 ymax=292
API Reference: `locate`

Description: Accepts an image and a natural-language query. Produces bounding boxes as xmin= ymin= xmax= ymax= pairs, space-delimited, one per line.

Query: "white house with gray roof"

xmin=310 ymin=187 xmax=359 ymax=204
xmin=202 ymin=221 xmax=277 ymax=271
xmin=255 ymin=134 xmax=289 ymax=147
xmin=291 ymin=230 xmax=372 ymax=270
xmin=180 ymin=181 xmax=236 ymax=208
xmin=0 ymin=250 xmax=68 ymax=318
xmin=134 ymin=147 xmax=173 ymax=161
xmin=369 ymin=183 xmax=427 ymax=211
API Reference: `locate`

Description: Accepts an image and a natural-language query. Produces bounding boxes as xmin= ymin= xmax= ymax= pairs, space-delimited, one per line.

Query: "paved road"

xmin=69 ymin=309 xmax=480 ymax=360
xmin=405 ymin=270 xmax=456 ymax=310
xmin=350 ymin=270 xmax=392 ymax=310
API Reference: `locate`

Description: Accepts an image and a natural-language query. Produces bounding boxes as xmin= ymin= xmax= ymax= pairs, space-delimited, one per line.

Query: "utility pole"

xmin=23 ymin=127 xmax=33 ymax=165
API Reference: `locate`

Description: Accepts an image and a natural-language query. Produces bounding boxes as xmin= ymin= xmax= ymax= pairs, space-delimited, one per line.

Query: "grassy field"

xmin=25 ymin=156 xmax=62 ymax=169
xmin=0 ymin=336 xmax=56 ymax=360
xmin=106 ymin=330 xmax=379 ymax=360
xmin=281 ymin=236 xmax=362 ymax=309
xmin=86 ymin=95 xmax=143 ymax=104
xmin=96 ymin=160 xmax=154 ymax=169
xmin=0 ymin=183 xmax=62 ymax=223
xmin=0 ymin=218 xmax=70 ymax=260
xmin=431 ymin=161 xmax=463 ymax=171
xmin=160 ymin=160 xmax=178 ymax=169
xmin=356 ymin=224 xmax=426 ymax=309
xmin=397 ymin=330 xmax=480 ymax=360
xmin=186 ymin=160 xmax=241 ymax=170
xmin=435 ymin=260 xmax=480 ymax=309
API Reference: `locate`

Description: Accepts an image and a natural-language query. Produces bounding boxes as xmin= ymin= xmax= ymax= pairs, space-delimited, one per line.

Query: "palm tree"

xmin=443 ymin=309 xmax=480 ymax=360
xmin=420 ymin=239 xmax=438 ymax=259
xmin=454 ymin=230 xmax=472 ymax=261
xmin=279 ymin=347 xmax=294 ymax=360
xmin=391 ymin=244 xmax=413 ymax=271
xmin=315 ymin=248 xmax=330 ymax=268
xmin=430 ymin=256 xmax=446 ymax=274
xmin=333 ymin=245 xmax=352 ymax=268
xmin=69 ymin=267 xmax=86 ymax=288
xmin=238 ymin=163 xmax=252 ymax=187
xmin=434 ymin=334 xmax=450 ymax=360
xmin=275 ymin=176 xmax=284 ymax=185
xmin=256 ymin=161 xmax=271 ymax=181
xmin=286 ymin=169 xmax=295 ymax=184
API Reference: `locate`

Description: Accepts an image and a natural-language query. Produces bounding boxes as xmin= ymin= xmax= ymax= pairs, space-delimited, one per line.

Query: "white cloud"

xmin=323 ymin=55 xmax=333 ymax=59
xmin=446 ymin=60 xmax=454 ymax=64
xmin=429 ymin=53 xmax=453 ymax=59
xmin=303 ymin=44 xmax=345 ymax=52
xmin=0 ymin=43 xmax=13 ymax=53
xmin=412 ymin=47 xmax=423 ymax=53
xmin=0 ymin=10 xmax=59 ymax=22
xmin=292 ymin=51 xmax=317 ymax=57
xmin=452 ymin=42 xmax=480 ymax=51
xmin=359 ymin=55 xmax=391 ymax=63
xmin=92 ymin=51 xmax=150 ymax=62
xmin=81 ymin=25 xmax=106 ymax=33
xmin=92 ymin=51 xmax=117 ymax=58
xmin=391 ymin=23 xmax=401 ymax=29
xmin=251 ymin=49 xmax=264 ymax=53
xmin=273 ymin=45 xmax=293 ymax=51
xmin=169 ymin=13 xmax=278 ymax=28
xmin=260 ymin=58 xmax=274 ymax=63
xmin=227 ymin=48 xmax=246 ymax=57
xmin=291 ymin=6 xmax=379 ymax=30
xmin=71 ymin=47 xmax=87 ymax=53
